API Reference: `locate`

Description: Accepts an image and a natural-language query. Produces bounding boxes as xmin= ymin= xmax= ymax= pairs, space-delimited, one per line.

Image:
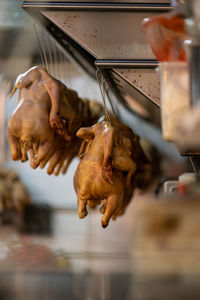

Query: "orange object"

xmin=142 ymin=12 xmax=187 ymax=62
xmin=178 ymin=182 xmax=188 ymax=195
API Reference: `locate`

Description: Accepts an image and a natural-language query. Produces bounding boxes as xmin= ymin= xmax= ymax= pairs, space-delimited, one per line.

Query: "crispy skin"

xmin=74 ymin=118 xmax=148 ymax=228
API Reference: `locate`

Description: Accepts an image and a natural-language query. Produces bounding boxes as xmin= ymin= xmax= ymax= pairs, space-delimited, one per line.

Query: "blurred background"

xmin=0 ymin=1 xmax=195 ymax=299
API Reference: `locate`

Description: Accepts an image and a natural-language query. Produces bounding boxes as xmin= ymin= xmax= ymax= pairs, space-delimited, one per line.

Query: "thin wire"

xmin=58 ymin=49 xmax=64 ymax=82
xmin=62 ymin=51 xmax=67 ymax=84
xmin=40 ymin=28 xmax=49 ymax=72
xmin=46 ymin=34 xmax=54 ymax=76
xmin=51 ymin=38 xmax=57 ymax=78
xmin=33 ymin=23 xmax=45 ymax=67
xmin=102 ymin=78 xmax=120 ymax=119
xmin=52 ymin=42 xmax=59 ymax=78
xmin=96 ymin=69 xmax=111 ymax=124
xmin=105 ymin=83 xmax=121 ymax=120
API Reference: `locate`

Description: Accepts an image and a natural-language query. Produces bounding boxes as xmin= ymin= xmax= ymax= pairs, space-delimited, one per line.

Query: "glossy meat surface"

xmin=7 ymin=66 xmax=102 ymax=175
xmin=74 ymin=118 xmax=149 ymax=228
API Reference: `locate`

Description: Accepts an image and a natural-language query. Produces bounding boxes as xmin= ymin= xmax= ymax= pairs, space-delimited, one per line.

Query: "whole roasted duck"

xmin=74 ymin=117 xmax=150 ymax=228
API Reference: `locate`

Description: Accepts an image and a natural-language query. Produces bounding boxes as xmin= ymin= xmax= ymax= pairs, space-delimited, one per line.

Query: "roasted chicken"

xmin=74 ymin=117 xmax=149 ymax=228
xmin=7 ymin=66 xmax=103 ymax=175
xmin=8 ymin=66 xmax=152 ymax=228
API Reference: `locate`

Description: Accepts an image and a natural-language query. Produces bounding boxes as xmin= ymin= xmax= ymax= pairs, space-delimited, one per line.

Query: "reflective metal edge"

xmin=95 ymin=59 xmax=158 ymax=69
xmin=22 ymin=1 xmax=172 ymax=11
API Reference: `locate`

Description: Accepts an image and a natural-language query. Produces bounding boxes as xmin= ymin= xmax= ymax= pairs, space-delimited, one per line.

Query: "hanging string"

xmin=40 ymin=28 xmax=50 ymax=72
xmin=64 ymin=52 xmax=70 ymax=85
xmin=104 ymin=81 xmax=121 ymax=120
xmin=96 ymin=69 xmax=112 ymax=124
xmin=46 ymin=34 xmax=54 ymax=76
xmin=52 ymin=41 xmax=59 ymax=78
xmin=58 ymin=49 xmax=65 ymax=82
xmin=33 ymin=22 xmax=45 ymax=67
xmin=61 ymin=51 xmax=67 ymax=84
xmin=65 ymin=56 xmax=72 ymax=88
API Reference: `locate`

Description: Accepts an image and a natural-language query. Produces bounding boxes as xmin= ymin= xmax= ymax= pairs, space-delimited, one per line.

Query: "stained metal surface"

xmin=111 ymin=69 xmax=161 ymax=125
xmin=41 ymin=10 xmax=159 ymax=59
xmin=114 ymin=68 xmax=160 ymax=106
xmin=95 ymin=59 xmax=160 ymax=123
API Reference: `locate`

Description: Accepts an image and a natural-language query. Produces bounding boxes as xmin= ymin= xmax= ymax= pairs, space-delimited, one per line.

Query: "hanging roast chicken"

xmin=7 ymin=66 xmax=103 ymax=175
xmin=74 ymin=117 xmax=150 ymax=228
xmin=8 ymin=67 xmax=152 ymax=228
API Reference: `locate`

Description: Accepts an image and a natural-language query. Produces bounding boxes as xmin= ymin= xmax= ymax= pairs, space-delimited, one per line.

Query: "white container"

xmin=159 ymin=62 xmax=190 ymax=142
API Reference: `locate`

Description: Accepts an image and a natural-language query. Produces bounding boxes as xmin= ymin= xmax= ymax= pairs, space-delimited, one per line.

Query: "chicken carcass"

xmin=74 ymin=118 xmax=149 ymax=227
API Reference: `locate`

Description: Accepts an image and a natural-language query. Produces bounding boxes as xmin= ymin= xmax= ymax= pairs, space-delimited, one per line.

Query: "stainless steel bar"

xmin=22 ymin=2 xmax=172 ymax=11
xmin=95 ymin=59 xmax=158 ymax=69
xmin=189 ymin=45 xmax=200 ymax=106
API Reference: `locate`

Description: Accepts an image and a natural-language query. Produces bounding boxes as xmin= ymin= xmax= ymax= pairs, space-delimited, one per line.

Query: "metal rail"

xmin=22 ymin=1 xmax=171 ymax=11
xmin=95 ymin=59 xmax=158 ymax=69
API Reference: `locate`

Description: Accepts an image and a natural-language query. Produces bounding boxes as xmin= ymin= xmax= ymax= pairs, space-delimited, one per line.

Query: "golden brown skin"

xmin=7 ymin=67 xmax=102 ymax=175
xmin=7 ymin=66 xmax=101 ymax=175
xmin=8 ymin=66 xmax=70 ymax=166
xmin=73 ymin=119 xmax=146 ymax=228
xmin=9 ymin=66 xmax=82 ymax=140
